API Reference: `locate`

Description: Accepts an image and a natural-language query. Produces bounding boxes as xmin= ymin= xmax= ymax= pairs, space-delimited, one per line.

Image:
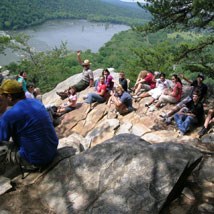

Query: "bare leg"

xmin=134 ymin=83 xmax=142 ymax=95
xmin=204 ymin=109 xmax=214 ymax=128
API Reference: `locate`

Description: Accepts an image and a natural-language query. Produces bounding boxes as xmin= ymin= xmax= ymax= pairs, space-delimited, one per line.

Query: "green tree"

xmin=134 ymin=0 xmax=214 ymax=78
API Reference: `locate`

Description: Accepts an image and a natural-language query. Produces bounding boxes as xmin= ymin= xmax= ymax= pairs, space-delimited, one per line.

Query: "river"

xmin=0 ymin=19 xmax=130 ymax=66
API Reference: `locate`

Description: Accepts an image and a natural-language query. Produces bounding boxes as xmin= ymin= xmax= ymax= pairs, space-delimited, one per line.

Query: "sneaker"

xmin=177 ymin=131 xmax=184 ymax=137
xmin=0 ymin=144 xmax=8 ymax=174
xmin=149 ymin=106 xmax=156 ymax=112
xmin=165 ymin=117 xmax=172 ymax=125
xmin=83 ymin=95 xmax=88 ymax=100
xmin=198 ymin=127 xmax=207 ymax=138
xmin=145 ymin=103 xmax=150 ymax=107
xmin=132 ymin=95 xmax=139 ymax=99
xmin=159 ymin=112 xmax=167 ymax=119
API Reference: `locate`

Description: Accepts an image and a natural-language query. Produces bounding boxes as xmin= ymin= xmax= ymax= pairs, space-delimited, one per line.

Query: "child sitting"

xmin=56 ymin=86 xmax=77 ymax=116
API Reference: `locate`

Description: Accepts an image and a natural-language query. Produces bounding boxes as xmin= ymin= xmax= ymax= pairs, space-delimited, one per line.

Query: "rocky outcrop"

xmin=0 ymin=69 xmax=213 ymax=213
xmin=35 ymin=134 xmax=202 ymax=214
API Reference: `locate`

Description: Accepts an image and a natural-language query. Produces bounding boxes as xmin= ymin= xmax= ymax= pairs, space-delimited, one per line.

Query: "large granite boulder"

xmin=36 ymin=134 xmax=202 ymax=214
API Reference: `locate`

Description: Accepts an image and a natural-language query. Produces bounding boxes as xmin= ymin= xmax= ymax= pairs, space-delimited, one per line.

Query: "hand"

xmin=179 ymin=74 xmax=184 ymax=79
xmin=77 ymin=50 xmax=81 ymax=56
xmin=110 ymin=91 xmax=114 ymax=96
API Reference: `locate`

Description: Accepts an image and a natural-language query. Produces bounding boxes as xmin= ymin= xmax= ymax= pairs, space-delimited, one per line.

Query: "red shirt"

xmin=144 ymin=73 xmax=156 ymax=89
xmin=97 ymin=82 xmax=107 ymax=97
xmin=172 ymin=82 xmax=182 ymax=101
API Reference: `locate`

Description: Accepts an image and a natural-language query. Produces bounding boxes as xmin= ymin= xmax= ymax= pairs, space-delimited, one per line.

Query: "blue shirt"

xmin=0 ymin=99 xmax=59 ymax=165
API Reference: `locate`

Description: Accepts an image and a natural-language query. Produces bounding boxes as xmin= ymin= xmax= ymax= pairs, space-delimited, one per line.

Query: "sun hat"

xmin=82 ymin=59 xmax=91 ymax=66
xmin=0 ymin=79 xmax=23 ymax=94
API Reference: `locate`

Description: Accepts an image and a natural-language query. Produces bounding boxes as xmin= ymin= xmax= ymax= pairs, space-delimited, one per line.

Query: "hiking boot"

xmin=145 ymin=103 xmax=150 ymax=107
xmin=165 ymin=117 xmax=172 ymax=125
xmin=56 ymin=92 xmax=68 ymax=100
xmin=0 ymin=144 xmax=8 ymax=174
xmin=159 ymin=112 xmax=167 ymax=120
xmin=198 ymin=127 xmax=207 ymax=138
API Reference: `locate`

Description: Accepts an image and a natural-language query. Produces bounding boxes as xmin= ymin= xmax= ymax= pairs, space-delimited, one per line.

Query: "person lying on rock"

xmin=56 ymin=86 xmax=77 ymax=116
xmin=174 ymin=90 xmax=204 ymax=136
xmin=198 ymin=108 xmax=214 ymax=137
xmin=84 ymin=75 xmax=108 ymax=113
xmin=132 ymin=73 xmax=170 ymax=106
xmin=0 ymin=79 xmax=59 ymax=174
xmin=57 ymin=50 xmax=94 ymax=99
xmin=108 ymin=85 xmax=134 ymax=115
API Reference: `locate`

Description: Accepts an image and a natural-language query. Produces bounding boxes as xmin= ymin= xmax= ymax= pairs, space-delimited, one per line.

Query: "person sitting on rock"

xmin=0 ymin=79 xmax=59 ymax=173
xmin=119 ymin=71 xmax=129 ymax=92
xmin=102 ymin=68 xmax=114 ymax=91
xmin=84 ymin=75 xmax=108 ymax=113
xmin=108 ymin=85 xmax=134 ymax=115
xmin=132 ymin=70 xmax=156 ymax=96
xmin=133 ymin=73 xmax=170 ymax=106
xmin=180 ymin=73 xmax=208 ymax=103
xmin=160 ymin=73 xmax=208 ymax=124
xmin=198 ymin=108 xmax=214 ymax=137
xmin=174 ymin=90 xmax=204 ymax=136
xmin=57 ymin=50 xmax=94 ymax=99
xmin=56 ymin=86 xmax=77 ymax=116
xmin=17 ymin=71 xmax=27 ymax=92
xmin=152 ymin=74 xmax=182 ymax=111
xmin=25 ymin=82 xmax=35 ymax=99
xmin=33 ymin=87 xmax=43 ymax=102
xmin=0 ymin=93 xmax=8 ymax=117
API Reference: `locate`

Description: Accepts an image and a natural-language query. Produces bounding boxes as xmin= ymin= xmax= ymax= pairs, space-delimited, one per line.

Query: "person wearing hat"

xmin=57 ymin=50 xmax=94 ymax=99
xmin=0 ymin=79 xmax=59 ymax=172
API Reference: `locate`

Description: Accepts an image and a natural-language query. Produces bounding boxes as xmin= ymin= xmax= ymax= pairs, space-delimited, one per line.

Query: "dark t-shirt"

xmin=191 ymin=80 xmax=208 ymax=102
xmin=186 ymin=100 xmax=204 ymax=123
xmin=119 ymin=78 xmax=128 ymax=91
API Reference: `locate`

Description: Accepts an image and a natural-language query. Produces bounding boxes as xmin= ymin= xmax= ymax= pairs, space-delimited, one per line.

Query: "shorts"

xmin=141 ymin=84 xmax=151 ymax=91
xmin=148 ymin=88 xmax=162 ymax=99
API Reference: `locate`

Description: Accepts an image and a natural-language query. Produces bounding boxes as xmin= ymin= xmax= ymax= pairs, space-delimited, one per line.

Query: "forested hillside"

xmin=0 ymin=0 xmax=150 ymax=30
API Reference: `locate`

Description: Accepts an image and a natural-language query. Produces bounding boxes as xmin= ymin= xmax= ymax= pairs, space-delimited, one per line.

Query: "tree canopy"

xmin=137 ymin=0 xmax=214 ymax=32
xmin=134 ymin=0 xmax=214 ymax=78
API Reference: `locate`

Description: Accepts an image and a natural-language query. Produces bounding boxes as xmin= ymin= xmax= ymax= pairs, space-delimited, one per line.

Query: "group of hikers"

xmin=56 ymin=51 xmax=213 ymax=138
xmin=0 ymin=50 xmax=213 ymax=177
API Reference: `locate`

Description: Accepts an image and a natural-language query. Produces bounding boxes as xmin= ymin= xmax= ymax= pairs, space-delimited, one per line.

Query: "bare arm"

xmin=179 ymin=74 xmax=192 ymax=84
xmin=77 ymin=51 xmax=82 ymax=64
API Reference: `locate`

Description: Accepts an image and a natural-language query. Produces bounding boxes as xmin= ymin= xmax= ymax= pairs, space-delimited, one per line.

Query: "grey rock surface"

xmin=36 ymin=134 xmax=202 ymax=214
